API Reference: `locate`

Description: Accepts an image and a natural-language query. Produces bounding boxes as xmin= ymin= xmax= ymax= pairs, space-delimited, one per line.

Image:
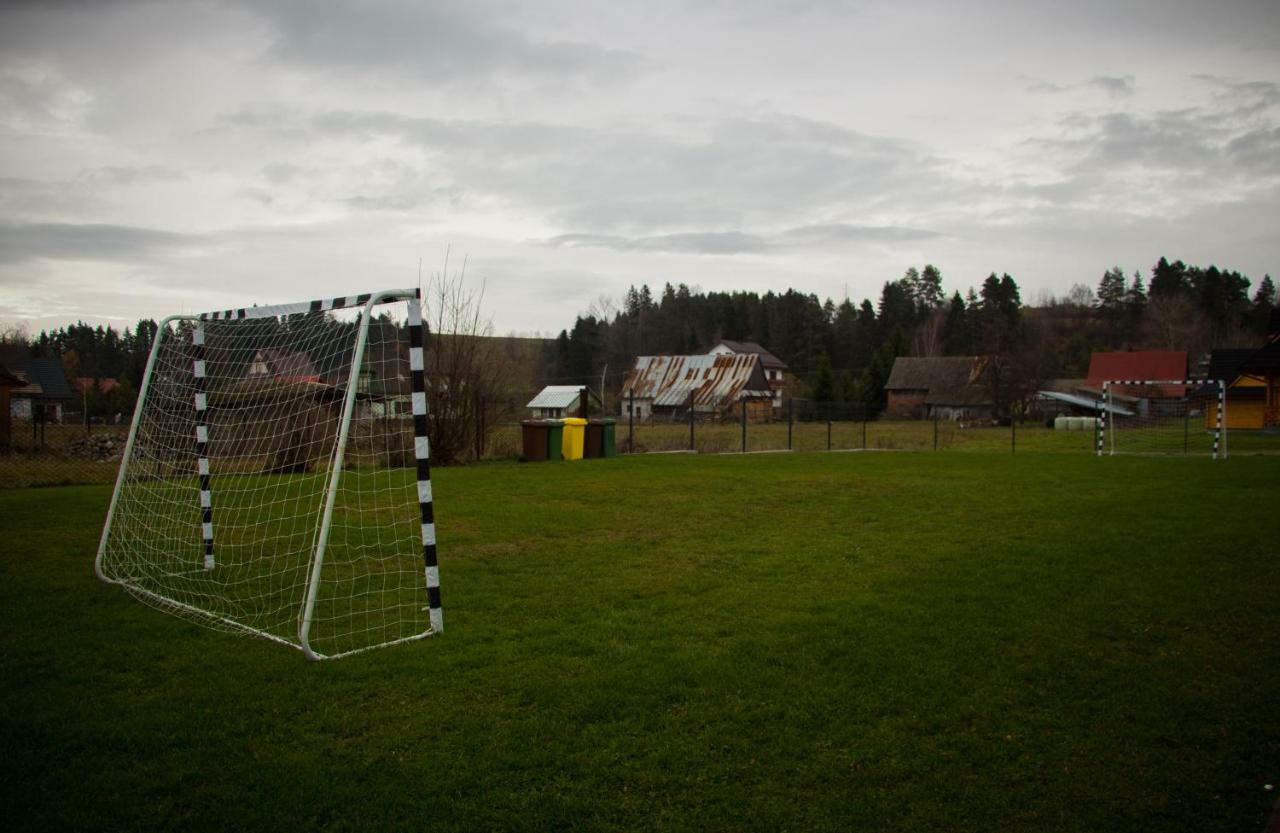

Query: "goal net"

xmin=95 ymin=289 xmax=442 ymax=660
xmin=1096 ymin=379 xmax=1226 ymax=458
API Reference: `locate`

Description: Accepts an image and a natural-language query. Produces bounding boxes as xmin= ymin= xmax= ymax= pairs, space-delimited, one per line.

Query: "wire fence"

xmin=5 ymin=397 xmax=1279 ymax=489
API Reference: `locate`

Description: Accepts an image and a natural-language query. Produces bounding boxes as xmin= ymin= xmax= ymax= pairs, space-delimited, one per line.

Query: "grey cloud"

xmin=222 ymin=107 xmax=936 ymax=235
xmin=1025 ymin=75 xmax=1135 ymax=97
xmin=1226 ymin=127 xmax=1280 ymax=170
xmin=1193 ymin=74 xmax=1280 ymax=118
xmin=0 ymin=222 xmax=203 ymax=264
xmin=0 ymin=177 xmax=107 ymax=217
xmin=1089 ymin=76 xmax=1134 ymax=97
xmin=542 ymin=231 xmax=770 ymax=255
xmin=780 ymin=223 xmax=943 ymax=243
xmin=80 ymin=165 xmax=184 ymax=184
xmin=539 ymin=223 xmax=941 ymax=255
xmin=251 ymin=0 xmax=641 ymax=84
xmin=1027 ymin=103 xmax=1280 ymax=179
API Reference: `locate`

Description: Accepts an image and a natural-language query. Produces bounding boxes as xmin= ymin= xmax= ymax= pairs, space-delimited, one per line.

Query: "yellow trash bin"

xmin=561 ymin=417 xmax=587 ymax=460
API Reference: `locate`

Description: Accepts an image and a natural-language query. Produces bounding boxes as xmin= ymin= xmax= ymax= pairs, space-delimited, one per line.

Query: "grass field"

xmin=2 ymin=451 xmax=1279 ymax=831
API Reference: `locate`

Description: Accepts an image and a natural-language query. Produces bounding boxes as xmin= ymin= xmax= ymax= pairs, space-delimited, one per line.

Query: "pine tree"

xmin=1150 ymin=257 xmax=1188 ymax=297
xmin=942 ymin=291 xmax=969 ymax=355
xmin=1096 ymin=266 xmax=1127 ymax=311
xmin=812 ymin=354 xmax=835 ymax=402
xmin=919 ymin=265 xmax=945 ymax=309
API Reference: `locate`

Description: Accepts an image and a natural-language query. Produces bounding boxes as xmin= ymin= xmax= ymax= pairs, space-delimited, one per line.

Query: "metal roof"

xmin=1086 ymin=351 xmax=1188 ymax=396
xmin=1038 ymin=389 xmax=1135 ymax=416
xmin=619 ymin=354 xmax=771 ymax=410
xmin=526 ymin=385 xmax=585 ymax=410
xmin=708 ymin=340 xmax=788 ymax=371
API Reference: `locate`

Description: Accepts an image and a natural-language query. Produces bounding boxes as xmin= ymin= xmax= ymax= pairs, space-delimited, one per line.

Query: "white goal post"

xmin=95 ymin=289 xmax=442 ymax=660
xmin=1095 ymin=379 xmax=1226 ymax=459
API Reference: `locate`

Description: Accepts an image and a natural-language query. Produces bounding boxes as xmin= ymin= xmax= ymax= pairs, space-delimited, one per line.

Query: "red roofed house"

xmin=74 ymin=377 xmax=120 ymax=395
xmin=1085 ymin=351 xmax=1188 ymax=401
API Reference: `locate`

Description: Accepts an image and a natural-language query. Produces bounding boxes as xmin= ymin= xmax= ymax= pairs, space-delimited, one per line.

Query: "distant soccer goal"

xmin=1096 ymin=379 xmax=1226 ymax=459
xmin=95 ymin=289 xmax=442 ymax=660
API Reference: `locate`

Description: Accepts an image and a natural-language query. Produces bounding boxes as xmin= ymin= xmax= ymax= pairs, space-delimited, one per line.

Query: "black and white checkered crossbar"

xmin=407 ymin=297 xmax=443 ymax=633
xmin=1096 ymin=379 xmax=1226 ymax=460
xmin=192 ymin=322 xmax=215 ymax=569
xmin=198 ymin=294 xmax=377 ymax=321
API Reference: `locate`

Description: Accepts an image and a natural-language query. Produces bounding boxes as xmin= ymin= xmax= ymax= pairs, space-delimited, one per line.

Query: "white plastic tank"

xmin=1054 ymin=416 xmax=1069 ymax=431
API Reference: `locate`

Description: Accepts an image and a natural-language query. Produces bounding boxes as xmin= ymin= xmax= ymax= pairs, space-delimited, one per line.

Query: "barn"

xmin=618 ymin=354 xmax=773 ymax=422
xmin=883 ymin=356 xmax=994 ymax=421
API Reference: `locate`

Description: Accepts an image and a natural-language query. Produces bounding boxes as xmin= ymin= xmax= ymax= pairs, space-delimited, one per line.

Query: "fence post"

xmin=741 ymin=399 xmax=747 ymax=453
xmin=933 ymin=415 xmax=938 ymax=451
xmin=1011 ymin=415 xmax=1016 ymax=453
xmin=787 ymin=397 xmax=793 ymax=450
xmin=1183 ymin=407 xmax=1189 ymax=455
xmin=861 ymin=413 xmax=867 ymax=450
xmin=827 ymin=413 xmax=832 ymax=451
xmin=629 ymin=390 xmax=635 ymax=453
xmin=688 ymin=389 xmax=694 ymax=451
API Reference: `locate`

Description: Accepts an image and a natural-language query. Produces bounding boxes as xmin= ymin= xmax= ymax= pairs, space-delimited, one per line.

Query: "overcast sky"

xmin=1 ymin=0 xmax=1277 ymax=336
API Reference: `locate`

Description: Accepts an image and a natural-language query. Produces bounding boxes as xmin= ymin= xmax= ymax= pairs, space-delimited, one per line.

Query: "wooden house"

xmin=883 ymin=356 xmax=994 ymax=421
xmin=1199 ymin=311 xmax=1280 ymax=429
xmin=0 ymin=347 xmax=74 ymax=424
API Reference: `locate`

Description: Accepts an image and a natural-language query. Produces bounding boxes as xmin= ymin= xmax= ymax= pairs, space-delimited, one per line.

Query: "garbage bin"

xmin=562 ymin=417 xmax=587 ymax=461
xmin=598 ymin=418 xmax=616 ymax=458
xmin=584 ymin=420 xmax=602 ymax=458
xmin=585 ymin=418 xmax=617 ymax=458
xmin=521 ymin=420 xmax=549 ymax=461
xmin=546 ymin=420 xmax=564 ymax=461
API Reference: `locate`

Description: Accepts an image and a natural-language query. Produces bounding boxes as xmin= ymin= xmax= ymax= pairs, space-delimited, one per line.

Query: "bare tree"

xmin=420 ymin=260 xmax=510 ymax=464
xmin=910 ymin=307 xmax=947 ymax=357
xmin=981 ymin=335 xmax=1052 ymax=421
xmin=1142 ymin=294 xmax=1208 ymax=353
xmin=0 ymin=323 xmax=30 ymax=345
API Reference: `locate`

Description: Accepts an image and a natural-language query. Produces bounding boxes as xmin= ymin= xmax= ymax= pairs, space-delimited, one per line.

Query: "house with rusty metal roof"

xmin=707 ymin=339 xmax=791 ymax=413
xmin=883 ymin=356 xmax=994 ymax=421
xmin=618 ymin=353 xmax=773 ymax=422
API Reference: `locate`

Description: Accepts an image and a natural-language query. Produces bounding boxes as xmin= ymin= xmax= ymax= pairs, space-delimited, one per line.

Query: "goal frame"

xmin=94 ymin=288 xmax=442 ymax=660
xmin=1095 ymin=378 xmax=1227 ymax=460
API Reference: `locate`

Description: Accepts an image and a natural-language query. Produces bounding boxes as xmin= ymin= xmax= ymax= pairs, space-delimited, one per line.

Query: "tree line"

xmin=551 ymin=257 xmax=1277 ymax=417
xmin=5 ymin=255 xmax=1276 ymax=423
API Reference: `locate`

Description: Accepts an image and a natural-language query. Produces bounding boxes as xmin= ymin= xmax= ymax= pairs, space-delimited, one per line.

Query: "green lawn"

xmin=2 ymin=452 xmax=1278 ymax=831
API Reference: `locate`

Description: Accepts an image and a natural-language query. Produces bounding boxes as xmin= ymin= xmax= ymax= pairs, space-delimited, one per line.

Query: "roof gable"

xmin=526 ymin=385 xmax=584 ymax=410
xmin=708 ymin=339 xmax=788 ymax=371
xmin=26 ymin=358 xmax=73 ymax=400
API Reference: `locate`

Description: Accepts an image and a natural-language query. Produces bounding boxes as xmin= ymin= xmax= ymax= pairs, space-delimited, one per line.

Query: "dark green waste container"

xmin=585 ymin=419 xmax=617 ymax=458
xmin=545 ymin=420 xmax=565 ymax=461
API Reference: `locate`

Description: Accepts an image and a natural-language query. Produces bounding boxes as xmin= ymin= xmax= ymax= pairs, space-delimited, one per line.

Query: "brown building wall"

xmin=886 ymin=390 xmax=927 ymax=419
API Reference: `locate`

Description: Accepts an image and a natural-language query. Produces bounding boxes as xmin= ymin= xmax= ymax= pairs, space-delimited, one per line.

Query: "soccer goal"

xmin=1096 ymin=379 xmax=1226 ymax=459
xmin=95 ymin=289 xmax=442 ymax=660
